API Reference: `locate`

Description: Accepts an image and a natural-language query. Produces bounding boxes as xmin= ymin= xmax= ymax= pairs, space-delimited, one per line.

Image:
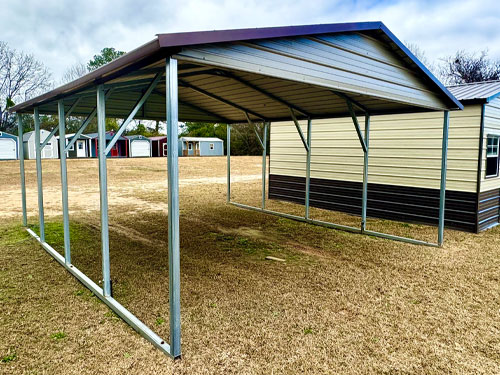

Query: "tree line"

xmin=1 ymin=40 xmax=500 ymax=155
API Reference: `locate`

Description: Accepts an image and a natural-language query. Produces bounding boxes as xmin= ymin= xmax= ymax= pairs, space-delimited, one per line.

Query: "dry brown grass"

xmin=0 ymin=157 xmax=499 ymax=374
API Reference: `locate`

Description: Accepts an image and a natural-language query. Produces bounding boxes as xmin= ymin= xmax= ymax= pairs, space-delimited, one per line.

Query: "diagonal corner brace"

xmin=105 ymin=72 xmax=163 ymax=154
xmin=346 ymin=101 xmax=367 ymax=153
xmin=289 ymin=108 xmax=310 ymax=152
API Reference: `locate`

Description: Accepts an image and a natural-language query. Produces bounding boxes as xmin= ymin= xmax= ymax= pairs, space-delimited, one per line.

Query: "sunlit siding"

xmin=270 ymin=106 xmax=481 ymax=192
xmin=480 ymin=98 xmax=500 ymax=192
xmin=175 ymin=32 xmax=449 ymax=111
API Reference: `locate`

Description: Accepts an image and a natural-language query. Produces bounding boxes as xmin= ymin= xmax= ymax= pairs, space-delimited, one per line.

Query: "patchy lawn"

xmin=0 ymin=157 xmax=499 ymax=374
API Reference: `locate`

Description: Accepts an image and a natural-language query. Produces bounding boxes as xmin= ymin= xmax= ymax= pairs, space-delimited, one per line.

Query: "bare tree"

xmin=440 ymin=50 xmax=500 ymax=85
xmin=61 ymin=62 xmax=88 ymax=84
xmin=404 ymin=41 xmax=437 ymax=76
xmin=0 ymin=41 xmax=52 ymax=131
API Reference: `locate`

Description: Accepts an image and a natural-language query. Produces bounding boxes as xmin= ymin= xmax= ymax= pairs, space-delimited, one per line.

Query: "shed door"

xmin=42 ymin=141 xmax=54 ymax=159
xmin=0 ymin=138 xmax=16 ymax=159
xmin=131 ymin=140 xmax=150 ymax=157
xmin=76 ymin=140 xmax=86 ymax=157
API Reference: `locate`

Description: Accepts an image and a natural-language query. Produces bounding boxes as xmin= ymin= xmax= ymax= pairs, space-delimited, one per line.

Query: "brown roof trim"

xmin=10 ymin=38 xmax=162 ymax=113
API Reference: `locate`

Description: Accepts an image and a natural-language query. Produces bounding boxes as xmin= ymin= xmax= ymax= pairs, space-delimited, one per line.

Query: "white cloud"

xmin=1 ymin=0 xmax=499 ymax=82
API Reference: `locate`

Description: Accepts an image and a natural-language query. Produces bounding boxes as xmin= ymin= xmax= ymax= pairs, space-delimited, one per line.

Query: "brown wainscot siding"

xmin=269 ymin=174 xmax=479 ymax=232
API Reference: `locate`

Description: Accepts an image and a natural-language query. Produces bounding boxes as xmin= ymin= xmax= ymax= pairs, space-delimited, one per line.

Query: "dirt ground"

xmin=0 ymin=157 xmax=499 ymax=374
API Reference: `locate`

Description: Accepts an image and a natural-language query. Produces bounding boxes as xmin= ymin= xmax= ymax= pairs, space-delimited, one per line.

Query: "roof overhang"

xmin=10 ymin=22 xmax=462 ymax=123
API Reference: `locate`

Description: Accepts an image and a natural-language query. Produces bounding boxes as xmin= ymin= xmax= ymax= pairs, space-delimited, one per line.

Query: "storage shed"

xmin=126 ymin=135 xmax=151 ymax=157
xmin=0 ymin=131 xmax=18 ymax=160
xmin=87 ymin=131 xmax=128 ymax=158
xmin=269 ymin=80 xmax=500 ymax=233
xmin=150 ymin=135 xmax=167 ymax=157
xmin=10 ymin=22 xmax=462 ymax=359
xmin=57 ymin=133 xmax=91 ymax=158
xmin=179 ymin=137 xmax=223 ymax=156
xmin=23 ymin=129 xmax=59 ymax=159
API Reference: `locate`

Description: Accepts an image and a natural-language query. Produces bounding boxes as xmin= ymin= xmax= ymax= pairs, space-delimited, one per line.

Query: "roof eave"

xmin=10 ymin=38 xmax=163 ymax=113
xmin=378 ymin=23 xmax=463 ymax=111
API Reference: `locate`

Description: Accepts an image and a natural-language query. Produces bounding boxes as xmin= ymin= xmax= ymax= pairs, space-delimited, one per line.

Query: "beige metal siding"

xmin=270 ymin=106 xmax=481 ymax=192
xmin=174 ymin=32 xmax=449 ymax=111
xmin=481 ymin=98 xmax=500 ymax=192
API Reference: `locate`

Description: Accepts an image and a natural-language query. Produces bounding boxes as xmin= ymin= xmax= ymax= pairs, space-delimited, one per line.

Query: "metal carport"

xmin=10 ymin=22 xmax=462 ymax=359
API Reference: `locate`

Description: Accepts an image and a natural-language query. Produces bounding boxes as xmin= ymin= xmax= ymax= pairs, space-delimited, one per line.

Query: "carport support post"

xmin=361 ymin=114 xmax=370 ymax=232
xmin=227 ymin=124 xmax=231 ymax=203
xmin=34 ymin=108 xmax=45 ymax=242
xmin=97 ymin=85 xmax=111 ymax=297
xmin=305 ymin=118 xmax=312 ymax=219
xmin=438 ymin=111 xmax=449 ymax=246
xmin=17 ymin=114 xmax=27 ymax=226
xmin=166 ymin=57 xmax=181 ymax=359
xmin=262 ymin=122 xmax=268 ymax=209
xmin=58 ymin=100 xmax=71 ymax=264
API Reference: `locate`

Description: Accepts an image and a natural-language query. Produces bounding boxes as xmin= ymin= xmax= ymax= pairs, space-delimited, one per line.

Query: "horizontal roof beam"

xmin=179 ymin=79 xmax=267 ymax=121
xmin=213 ymin=70 xmax=312 ymax=118
xmin=332 ymin=91 xmax=369 ymax=114
xmin=152 ymin=89 xmax=231 ymax=123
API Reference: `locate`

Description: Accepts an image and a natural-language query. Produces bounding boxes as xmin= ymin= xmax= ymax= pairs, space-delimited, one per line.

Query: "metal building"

xmin=0 ymin=131 xmax=18 ymax=160
xmin=268 ymin=80 xmax=500 ymax=233
xmin=23 ymin=129 xmax=59 ymax=159
xmin=57 ymin=133 xmax=91 ymax=158
xmin=126 ymin=135 xmax=152 ymax=157
xmin=150 ymin=135 xmax=168 ymax=157
xmin=87 ymin=131 xmax=128 ymax=158
xmin=179 ymin=136 xmax=223 ymax=156
xmin=9 ymin=22 xmax=462 ymax=359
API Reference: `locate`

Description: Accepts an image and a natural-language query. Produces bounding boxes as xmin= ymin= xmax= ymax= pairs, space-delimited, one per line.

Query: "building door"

xmin=0 ymin=138 xmax=17 ymax=160
xmin=76 ymin=140 xmax=86 ymax=157
xmin=131 ymin=140 xmax=150 ymax=157
xmin=111 ymin=144 xmax=118 ymax=157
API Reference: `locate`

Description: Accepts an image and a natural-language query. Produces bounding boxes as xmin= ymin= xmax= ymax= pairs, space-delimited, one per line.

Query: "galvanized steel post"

xmin=361 ymin=114 xmax=370 ymax=232
xmin=58 ymin=100 xmax=71 ymax=264
xmin=97 ymin=85 xmax=111 ymax=297
xmin=17 ymin=114 xmax=27 ymax=226
xmin=262 ymin=122 xmax=268 ymax=209
xmin=438 ymin=111 xmax=449 ymax=246
xmin=227 ymin=124 xmax=231 ymax=203
xmin=166 ymin=57 xmax=181 ymax=359
xmin=34 ymin=108 xmax=45 ymax=242
xmin=305 ymin=118 xmax=312 ymax=219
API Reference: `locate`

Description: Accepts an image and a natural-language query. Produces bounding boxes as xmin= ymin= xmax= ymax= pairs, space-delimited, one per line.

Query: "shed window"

xmin=209 ymin=143 xmax=214 ymax=150
xmin=188 ymin=143 xmax=192 ymax=150
xmin=486 ymin=135 xmax=499 ymax=178
xmin=67 ymin=140 xmax=74 ymax=151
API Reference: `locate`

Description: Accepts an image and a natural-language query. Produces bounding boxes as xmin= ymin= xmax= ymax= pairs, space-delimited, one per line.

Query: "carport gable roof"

xmin=10 ymin=22 xmax=462 ymax=123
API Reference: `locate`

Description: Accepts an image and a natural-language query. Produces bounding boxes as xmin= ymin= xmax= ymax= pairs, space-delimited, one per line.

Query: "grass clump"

xmin=50 ymin=332 xmax=66 ymax=340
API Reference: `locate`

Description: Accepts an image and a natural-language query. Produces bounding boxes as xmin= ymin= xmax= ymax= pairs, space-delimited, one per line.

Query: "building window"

xmin=209 ymin=143 xmax=214 ymax=150
xmin=66 ymin=140 xmax=74 ymax=151
xmin=486 ymin=135 xmax=499 ymax=178
xmin=78 ymin=142 xmax=84 ymax=150
xmin=188 ymin=143 xmax=193 ymax=150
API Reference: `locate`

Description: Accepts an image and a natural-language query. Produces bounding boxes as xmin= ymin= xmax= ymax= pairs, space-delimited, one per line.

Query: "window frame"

xmin=209 ymin=143 xmax=215 ymax=150
xmin=485 ymin=134 xmax=500 ymax=178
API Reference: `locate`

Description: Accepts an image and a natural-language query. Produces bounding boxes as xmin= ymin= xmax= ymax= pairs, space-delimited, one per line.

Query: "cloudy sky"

xmin=1 ymin=0 xmax=499 ymax=83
